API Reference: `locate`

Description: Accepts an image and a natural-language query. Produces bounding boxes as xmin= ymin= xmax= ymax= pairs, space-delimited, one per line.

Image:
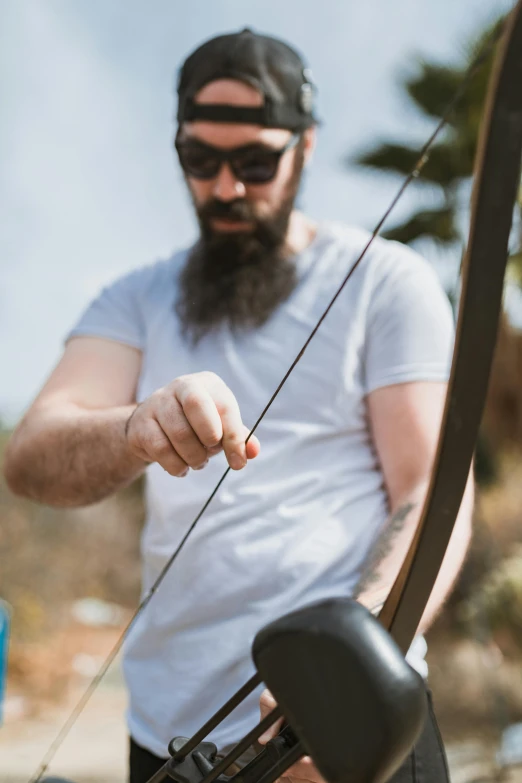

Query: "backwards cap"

xmin=177 ymin=28 xmax=318 ymax=131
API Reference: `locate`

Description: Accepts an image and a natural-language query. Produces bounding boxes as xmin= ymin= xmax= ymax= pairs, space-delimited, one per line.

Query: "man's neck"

xmin=285 ymin=211 xmax=318 ymax=257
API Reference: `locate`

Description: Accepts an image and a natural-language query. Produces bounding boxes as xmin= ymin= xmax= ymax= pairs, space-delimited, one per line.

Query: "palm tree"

xmin=350 ymin=15 xmax=522 ymax=457
xmin=350 ymin=19 xmax=501 ymax=249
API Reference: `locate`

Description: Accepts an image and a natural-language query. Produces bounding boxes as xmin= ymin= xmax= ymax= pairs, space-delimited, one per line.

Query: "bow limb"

xmin=379 ymin=0 xmax=522 ymax=652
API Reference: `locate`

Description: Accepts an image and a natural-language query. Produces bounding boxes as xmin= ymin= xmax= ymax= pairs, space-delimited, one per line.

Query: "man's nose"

xmin=212 ymin=163 xmax=247 ymax=201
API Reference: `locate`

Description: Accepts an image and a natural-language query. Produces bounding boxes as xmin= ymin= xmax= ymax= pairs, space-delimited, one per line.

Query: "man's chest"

xmin=137 ymin=293 xmax=367 ymax=435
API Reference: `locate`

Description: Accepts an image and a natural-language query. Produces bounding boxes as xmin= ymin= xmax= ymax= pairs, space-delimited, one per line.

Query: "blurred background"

xmin=2 ymin=0 xmax=522 ymax=781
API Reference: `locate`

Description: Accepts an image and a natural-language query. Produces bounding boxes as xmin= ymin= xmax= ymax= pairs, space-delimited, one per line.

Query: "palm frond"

xmin=383 ymin=207 xmax=460 ymax=246
xmin=404 ymin=64 xmax=463 ymax=122
xmin=351 ymin=140 xmax=473 ymax=188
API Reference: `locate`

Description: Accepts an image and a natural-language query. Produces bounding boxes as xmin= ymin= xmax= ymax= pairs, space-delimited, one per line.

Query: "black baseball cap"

xmin=176 ymin=28 xmax=318 ymax=132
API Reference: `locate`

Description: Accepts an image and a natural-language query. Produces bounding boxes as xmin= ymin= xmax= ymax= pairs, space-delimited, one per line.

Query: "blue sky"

xmin=0 ymin=0 xmax=512 ymax=422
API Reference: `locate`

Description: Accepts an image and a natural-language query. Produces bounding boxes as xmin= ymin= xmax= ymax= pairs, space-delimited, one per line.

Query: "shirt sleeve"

xmin=364 ymin=246 xmax=454 ymax=394
xmin=66 ymin=269 xmax=146 ymax=351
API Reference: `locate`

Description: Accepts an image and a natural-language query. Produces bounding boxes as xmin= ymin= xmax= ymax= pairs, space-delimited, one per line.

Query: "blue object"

xmin=0 ymin=600 xmax=11 ymax=726
xmin=497 ymin=722 xmax=522 ymax=768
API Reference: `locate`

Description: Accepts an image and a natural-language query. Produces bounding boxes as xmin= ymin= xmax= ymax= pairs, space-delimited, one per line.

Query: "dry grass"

xmin=0 ymin=429 xmax=144 ymax=703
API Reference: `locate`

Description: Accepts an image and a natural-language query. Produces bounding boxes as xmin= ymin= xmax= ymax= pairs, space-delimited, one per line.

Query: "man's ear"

xmin=303 ymin=126 xmax=317 ymax=166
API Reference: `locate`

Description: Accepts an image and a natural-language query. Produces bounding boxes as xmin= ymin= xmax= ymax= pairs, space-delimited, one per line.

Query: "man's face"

xmin=175 ymin=78 xmax=315 ymax=343
xmin=179 ymin=79 xmax=310 ymax=240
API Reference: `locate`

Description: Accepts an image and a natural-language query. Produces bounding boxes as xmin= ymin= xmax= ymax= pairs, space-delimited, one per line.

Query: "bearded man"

xmin=4 ymin=28 xmax=473 ymax=783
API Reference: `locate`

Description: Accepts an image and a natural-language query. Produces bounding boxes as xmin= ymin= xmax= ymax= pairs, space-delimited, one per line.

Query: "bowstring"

xmin=28 ymin=18 xmax=506 ymax=783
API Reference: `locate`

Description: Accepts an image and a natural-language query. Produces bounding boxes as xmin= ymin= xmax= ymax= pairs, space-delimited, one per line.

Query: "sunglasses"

xmin=175 ymin=133 xmax=300 ymax=184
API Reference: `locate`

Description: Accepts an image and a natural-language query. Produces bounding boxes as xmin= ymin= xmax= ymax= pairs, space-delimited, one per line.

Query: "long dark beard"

xmin=176 ymin=141 xmax=305 ymax=344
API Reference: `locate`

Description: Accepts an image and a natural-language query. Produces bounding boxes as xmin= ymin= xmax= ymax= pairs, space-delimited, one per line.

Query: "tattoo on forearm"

xmin=354 ymin=501 xmax=417 ymax=597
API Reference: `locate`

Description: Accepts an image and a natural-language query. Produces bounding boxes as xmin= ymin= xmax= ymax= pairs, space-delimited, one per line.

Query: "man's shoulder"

xmin=321 ymin=220 xmax=431 ymax=265
xmin=101 ymin=247 xmax=190 ymax=302
xmin=319 ymin=221 xmax=442 ymax=291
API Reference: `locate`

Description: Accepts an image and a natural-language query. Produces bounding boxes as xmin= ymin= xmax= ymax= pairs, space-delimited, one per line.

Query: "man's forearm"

xmin=354 ymin=476 xmax=474 ymax=632
xmin=3 ymin=404 xmax=146 ymax=507
xmin=354 ymin=497 xmax=422 ymax=616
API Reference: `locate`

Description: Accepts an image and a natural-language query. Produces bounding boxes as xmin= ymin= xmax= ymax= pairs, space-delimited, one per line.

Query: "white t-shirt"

xmin=68 ymin=221 xmax=454 ymax=757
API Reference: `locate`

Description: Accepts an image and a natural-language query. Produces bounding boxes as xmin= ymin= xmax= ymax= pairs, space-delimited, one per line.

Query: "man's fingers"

xmin=279 ymin=776 xmax=316 ymax=783
xmin=128 ymin=372 xmax=260 ymax=474
xmin=258 ymin=720 xmax=284 ymax=745
xmin=286 ymin=757 xmax=314 ymax=776
xmin=259 ymin=688 xmax=277 ymax=718
xmin=175 ymin=378 xmax=224 ymax=450
xmin=176 ymin=376 xmax=259 ymax=470
xmin=245 ymin=429 xmax=261 ymax=460
xmin=213 ymin=390 xmax=249 ymax=470
xmin=197 ymin=373 xmax=257 ymax=471
xmin=156 ymin=397 xmax=210 ymax=469
xmin=258 ymin=689 xmax=284 ymax=744
xmin=258 ymin=693 xmax=323 ymax=783
xmin=279 ymin=757 xmax=323 ymax=783
xmin=139 ymin=419 xmax=189 ymax=476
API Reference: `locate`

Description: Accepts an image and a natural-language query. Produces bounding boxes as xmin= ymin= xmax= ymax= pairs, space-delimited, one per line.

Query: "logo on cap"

xmin=300 ymin=82 xmax=314 ymax=114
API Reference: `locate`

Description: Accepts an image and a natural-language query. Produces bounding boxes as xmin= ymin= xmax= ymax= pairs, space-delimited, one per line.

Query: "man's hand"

xmin=258 ymin=690 xmax=326 ymax=783
xmin=126 ymin=371 xmax=260 ymax=476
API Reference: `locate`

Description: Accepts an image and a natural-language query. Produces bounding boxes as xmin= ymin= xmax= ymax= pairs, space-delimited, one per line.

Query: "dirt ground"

xmin=3 ymin=623 xmax=522 ymax=783
xmin=3 ymin=686 xmax=522 ymax=783
xmin=1 ymin=624 xmax=128 ymax=783
xmin=1 ymin=684 xmax=128 ymax=783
